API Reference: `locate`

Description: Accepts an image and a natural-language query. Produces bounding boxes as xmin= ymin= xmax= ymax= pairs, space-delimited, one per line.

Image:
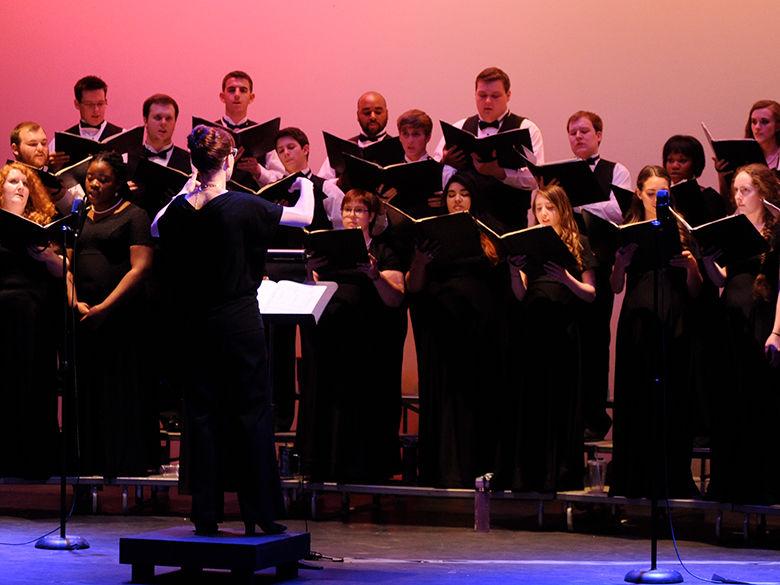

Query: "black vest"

xmin=592 ymin=158 xmax=617 ymax=199
xmin=168 ymin=146 xmax=192 ymax=174
xmin=64 ymin=121 xmax=123 ymax=142
xmin=460 ymin=113 xmax=530 ymax=231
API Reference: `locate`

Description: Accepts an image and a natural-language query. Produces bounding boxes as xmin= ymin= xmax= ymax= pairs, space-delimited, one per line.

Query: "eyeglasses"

xmin=342 ymin=206 xmax=369 ymax=215
xmin=230 ymin=148 xmax=238 ymax=158
xmin=80 ymin=101 xmax=107 ymax=108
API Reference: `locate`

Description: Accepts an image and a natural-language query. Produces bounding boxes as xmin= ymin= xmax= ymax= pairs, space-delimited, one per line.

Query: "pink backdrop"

xmin=3 ymin=0 xmax=775 ymax=190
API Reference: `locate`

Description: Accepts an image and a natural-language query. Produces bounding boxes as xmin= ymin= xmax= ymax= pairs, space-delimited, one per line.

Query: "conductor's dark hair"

xmin=475 ymin=67 xmax=510 ymax=92
xmin=74 ymin=75 xmax=108 ymax=102
xmin=222 ymin=70 xmax=254 ymax=92
xmin=91 ymin=151 xmax=130 ymax=198
xmin=625 ymin=165 xmax=671 ymax=223
xmin=187 ymin=124 xmax=235 ymax=176
xmin=744 ymin=99 xmax=780 ymax=145
xmin=142 ymin=94 xmax=179 ymax=120
xmin=275 ymin=127 xmax=309 ymax=149
xmin=662 ymin=135 xmax=706 ymax=178
xmin=567 ymin=111 xmax=603 ymax=134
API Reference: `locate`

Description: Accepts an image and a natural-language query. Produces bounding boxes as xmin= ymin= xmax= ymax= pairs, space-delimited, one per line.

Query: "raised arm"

xmin=280 ymin=176 xmax=314 ymax=227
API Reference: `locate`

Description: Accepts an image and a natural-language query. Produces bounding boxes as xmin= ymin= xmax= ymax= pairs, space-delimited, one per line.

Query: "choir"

xmin=1 ymin=67 xmax=779 ymax=519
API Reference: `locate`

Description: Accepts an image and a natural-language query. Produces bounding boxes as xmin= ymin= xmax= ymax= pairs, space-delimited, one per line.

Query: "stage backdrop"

xmin=2 ymin=0 xmax=775 ymax=397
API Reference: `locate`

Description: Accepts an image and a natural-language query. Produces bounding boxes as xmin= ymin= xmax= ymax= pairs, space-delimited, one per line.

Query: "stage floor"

xmin=2 ymin=512 xmax=780 ymax=585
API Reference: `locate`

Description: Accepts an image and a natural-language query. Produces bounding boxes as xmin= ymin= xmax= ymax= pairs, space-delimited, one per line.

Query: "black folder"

xmin=343 ymin=154 xmax=442 ymax=195
xmin=192 ymin=116 xmax=281 ymax=160
xmin=228 ymin=172 xmax=303 ymax=205
xmin=322 ymin=132 xmax=405 ymax=175
xmin=304 ymin=227 xmax=369 ymax=271
xmin=440 ymin=121 xmax=531 ymax=169
xmin=517 ymin=151 xmax=611 ymax=208
xmin=0 ymin=208 xmax=74 ymax=245
xmin=701 ymin=122 xmax=765 ymax=172
xmin=54 ymin=126 xmax=144 ymax=163
xmin=9 ymin=157 xmax=92 ymax=192
xmin=673 ymin=210 xmax=769 ymax=266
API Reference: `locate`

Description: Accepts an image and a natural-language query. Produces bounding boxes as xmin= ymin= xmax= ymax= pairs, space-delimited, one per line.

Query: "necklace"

xmin=92 ymin=198 xmax=124 ymax=215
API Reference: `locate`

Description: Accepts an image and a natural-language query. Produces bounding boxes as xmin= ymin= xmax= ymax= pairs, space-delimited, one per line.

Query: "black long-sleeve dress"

xmin=610 ymin=260 xmax=699 ymax=499
xmin=499 ymin=240 xmax=596 ymax=493
xmin=708 ymin=222 xmax=780 ymax=504
xmin=0 ymin=239 xmax=60 ymax=479
xmin=156 ymin=190 xmax=285 ymax=527
xmin=73 ymin=203 xmax=159 ymax=478
xmin=298 ymin=234 xmax=404 ymax=482
xmin=412 ymin=254 xmax=506 ymax=488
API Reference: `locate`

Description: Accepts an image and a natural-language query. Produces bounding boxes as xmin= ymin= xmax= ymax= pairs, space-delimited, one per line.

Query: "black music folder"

xmin=0 ymin=208 xmax=73 ymax=245
xmin=517 ymin=150 xmax=611 ymax=208
xmin=322 ymin=132 xmax=405 ymax=175
xmin=192 ymin=116 xmax=281 ymax=160
xmin=702 ymin=122 xmax=765 ymax=172
xmin=343 ymin=154 xmax=442 ymax=195
xmin=304 ymin=227 xmax=369 ymax=271
xmin=228 ymin=172 xmax=303 ymax=205
xmin=440 ymin=121 xmax=531 ymax=169
xmin=673 ymin=209 xmax=769 ymax=266
xmin=54 ymin=126 xmax=144 ymax=163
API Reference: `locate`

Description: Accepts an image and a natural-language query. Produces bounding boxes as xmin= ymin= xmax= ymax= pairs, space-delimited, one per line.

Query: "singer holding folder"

xmin=154 ymin=124 xmax=314 ymax=536
xmin=702 ymin=164 xmax=780 ymax=504
xmin=0 ymin=163 xmax=61 ymax=479
xmin=609 ymin=166 xmax=702 ymax=499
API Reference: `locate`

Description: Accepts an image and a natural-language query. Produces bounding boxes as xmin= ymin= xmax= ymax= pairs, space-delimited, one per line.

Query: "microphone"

xmin=655 ymin=189 xmax=671 ymax=224
xmin=70 ymin=196 xmax=89 ymax=237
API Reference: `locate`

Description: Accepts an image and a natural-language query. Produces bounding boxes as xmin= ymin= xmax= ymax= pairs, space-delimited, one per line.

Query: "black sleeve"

xmin=127 ymin=205 xmax=152 ymax=247
xmin=580 ymin=235 xmax=599 ymax=272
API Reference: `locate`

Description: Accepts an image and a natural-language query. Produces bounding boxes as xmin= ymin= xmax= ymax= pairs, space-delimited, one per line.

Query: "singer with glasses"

xmin=67 ymin=151 xmax=158 ymax=479
xmin=609 ymin=165 xmax=702 ymax=499
xmin=0 ymin=163 xmax=62 ymax=479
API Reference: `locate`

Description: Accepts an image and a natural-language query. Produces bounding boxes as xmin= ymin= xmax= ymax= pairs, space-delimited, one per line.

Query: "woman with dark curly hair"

xmin=0 ymin=162 xmax=62 ymax=478
xmin=69 ymin=151 xmax=159 ymax=478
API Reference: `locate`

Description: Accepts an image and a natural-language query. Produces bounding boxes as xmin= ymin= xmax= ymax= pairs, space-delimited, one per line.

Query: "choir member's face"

xmin=475 ymin=80 xmax=510 ymax=123
xmin=75 ymin=89 xmax=108 ymax=126
xmin=399 ymin=126 xmax=429 ymax=161
xmin=85 ymin=160 xmax=119 ymax=210
xmin=636 ymin=175 xmax=669 ymax=216
xmin=275 ymin=137 xmax=310 ymax=174
xmin=733 ymin=171 xmax=763 ymax=215
xmin=1 ymin=168 xmax=30 ymax=216
xmin=357 ymin=93 xmax=388 ymax=138
xmin=750 ymin=107 xmax=778 ymax=146
xmin=567 ymin=117 xmax=601 ymax=159
xmin=665 ymin=152 xmax=695 ymax=185
xmin=145 ymin=103 xmax=177 ymax=146
xmin=446 ymin=181 xmax=471 ymax=213
xmin=13 ymin=127 xmax=49 ymax=168
xmin=341 ymin=200 xmax=373 ymax=231
xmin=534 ymin=194 xmax=561 ymax=230
xmin=220 ymin=77 xmax=255 ymax=118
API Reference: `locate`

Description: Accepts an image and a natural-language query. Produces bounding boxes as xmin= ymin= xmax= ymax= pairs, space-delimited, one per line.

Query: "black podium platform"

xmin=119 ymin=526 xmax=310 ymax=584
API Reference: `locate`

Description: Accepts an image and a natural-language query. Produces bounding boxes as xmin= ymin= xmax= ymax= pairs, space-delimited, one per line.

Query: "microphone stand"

xmin=36 ymin=201 xmax=89 ymax=551
xmin=624 ymin=190 xmax=680 ymax=583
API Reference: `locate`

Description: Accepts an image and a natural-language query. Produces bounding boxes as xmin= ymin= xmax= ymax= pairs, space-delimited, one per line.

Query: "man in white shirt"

xmin=434 ymin=67 xmax=544 ymax=229
xmin=219 ymin=70 xmax=284 ymax=187
xmin=63 ymin=75 xmax=123 ymax=142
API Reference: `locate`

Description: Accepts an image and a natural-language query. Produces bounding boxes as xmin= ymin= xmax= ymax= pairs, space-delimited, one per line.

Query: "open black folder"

xmin=517 ymin=149 xmax=611 ymax=208
xmin=54 ymin=126 xmax=144 ymax=163
xmin=304 ymin=227 xmax=369 ymax=272
xmin=671 ymin=209 xmax=768 ymax=266
xmin=477 ymin=220 xmax=576 ymax=278
xmin=192 ymin=116 xmax=281 ymax=160
xmin=322 ymin=132 xmax=405 ymax=175
xmin=440 ymin=121 xmax=531 ymax=169
xmin=581 ymin=210 xmax=682 ymax=270
xmin=701 ymin=122 xmax=765 ymax=172
xmin=0 ymin=208 xmax=74 ymax=246
xmin=228 ymin=172 xmax=303 ymax=204
xmin=383 ymin=203 xmax=483 ymax=265
xmin=343 ymin=154 xmax=442 ymax=195
xmin=9 ymin=157 xmax=92 ymax=192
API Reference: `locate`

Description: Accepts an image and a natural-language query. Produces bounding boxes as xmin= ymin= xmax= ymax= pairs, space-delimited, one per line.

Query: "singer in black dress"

xmin=0 ymin=163 xmax=61 ymax=479
xmin=71 ymin=152 xmax=158 ymax=478
xmin=499 ymin=184 xmax=597 ymax=493
xmin=154 ymin=125 xmax=314 ymax=535
xmin=609 ymin=166 xmax=702 ymax=499
xmin=703 ymin=165 xmax=780 ymax=504
xmin=407 ymin=174 xmax=506 ymax=488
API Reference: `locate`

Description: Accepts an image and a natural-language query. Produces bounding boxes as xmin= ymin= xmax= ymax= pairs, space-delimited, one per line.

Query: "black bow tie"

xmin=142 ymin=146 xmax=173 ymax=160
xmin=359 ymin=132 xmax=385 ymax=143
xmin=80 ymin=121 xmax=102 ymax=130
xmin=478 ymin=120 xmax=501 ymax=130
xmin=223 ymin=118 xmax=251 ymax=131
xmin=586 ymin=155 xmax=600 ymax=165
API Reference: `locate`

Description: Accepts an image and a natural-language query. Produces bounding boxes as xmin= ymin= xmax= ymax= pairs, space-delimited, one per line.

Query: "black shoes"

xmin=244 ymin=521 xmax=287 ymax=536
xmin=193 ymin=521 xmax=219 ymax=536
